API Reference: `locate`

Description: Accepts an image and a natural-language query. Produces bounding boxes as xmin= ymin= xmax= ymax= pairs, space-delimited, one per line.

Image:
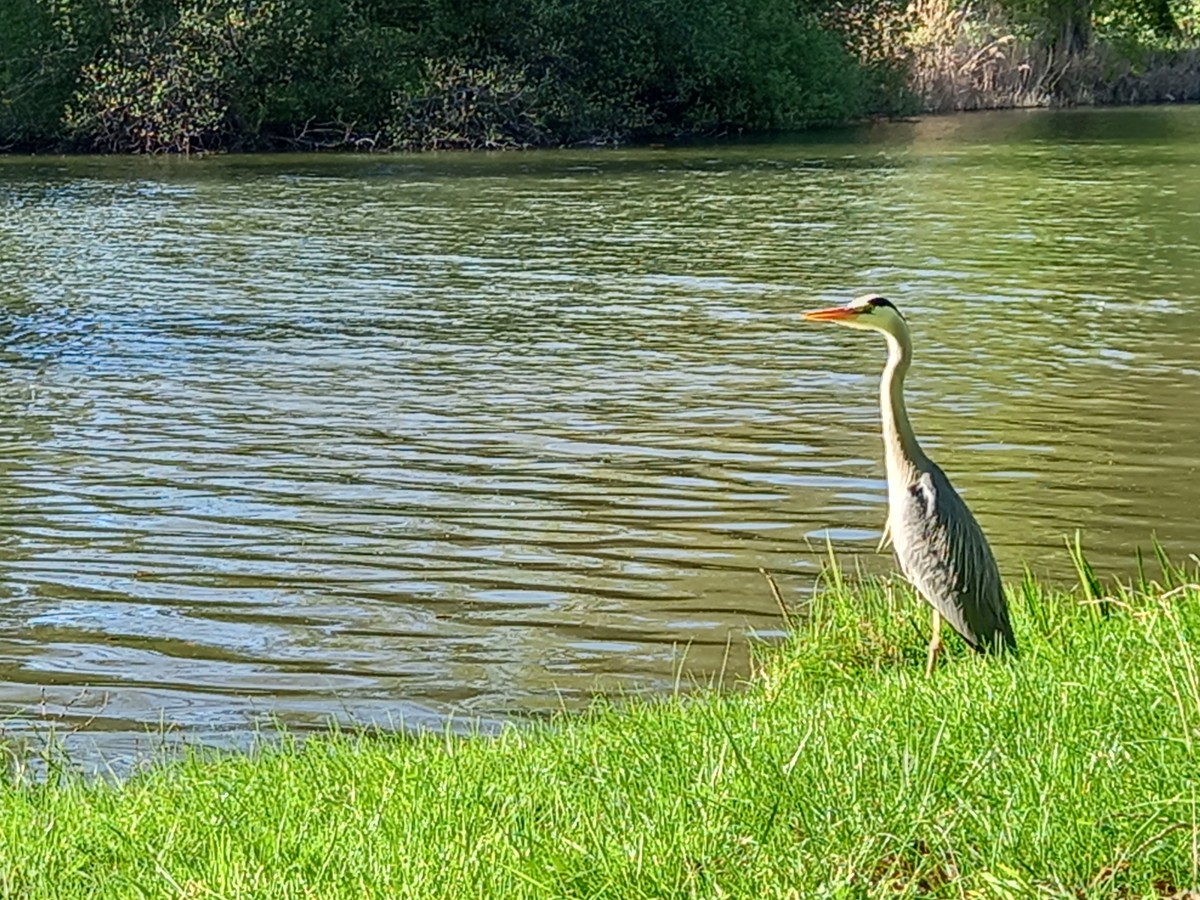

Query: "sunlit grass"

xmin=2 ymin=543 xmax=1199 ymax=898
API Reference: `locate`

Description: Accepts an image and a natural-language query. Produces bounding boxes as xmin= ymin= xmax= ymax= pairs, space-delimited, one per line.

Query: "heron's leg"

xmin=925 ymin=608 xmax=943 ymax=677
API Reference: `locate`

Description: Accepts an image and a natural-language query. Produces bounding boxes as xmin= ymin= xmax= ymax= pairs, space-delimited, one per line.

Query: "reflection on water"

xmin=1 ymin=106 xmax=1199 ymax=762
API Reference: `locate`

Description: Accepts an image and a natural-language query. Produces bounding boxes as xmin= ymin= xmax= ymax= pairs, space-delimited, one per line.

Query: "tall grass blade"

xmin=821 ymin=535 xmax=845 ymax=596
xmin=1153 ymin=534 xmax=1178 ymax=589
xmin=1135 ymin=544 xmax=1149 ymax=595
xmin=760 ymin=568 xmax=793 ymax=630
xmin=1067 ymin=531 xmax=1107 ymax=618
xmin=1020 ymin=564 xmax=1047 ymax=637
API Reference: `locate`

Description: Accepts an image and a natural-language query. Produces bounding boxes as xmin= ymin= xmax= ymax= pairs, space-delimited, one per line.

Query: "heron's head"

xmin=802 ymin=294 xmax=907 ymax=337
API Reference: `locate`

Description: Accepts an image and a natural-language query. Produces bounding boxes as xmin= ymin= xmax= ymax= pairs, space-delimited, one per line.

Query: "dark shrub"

xmin=6 ymin=0 xmax=885 ymax=152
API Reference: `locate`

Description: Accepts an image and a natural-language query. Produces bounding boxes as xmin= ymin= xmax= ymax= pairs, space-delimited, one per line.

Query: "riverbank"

xmin=2 ymin=550 xmax=1196 ymax=898
xmin=907 ymin=0 xmax=1200 ymax=112
xmin=3 ymin=0 xmax=1199 ymax=154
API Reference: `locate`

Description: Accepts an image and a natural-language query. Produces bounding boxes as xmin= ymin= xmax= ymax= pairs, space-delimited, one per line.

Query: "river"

xmin=1 ymin=106 xmax=1198 ymax=764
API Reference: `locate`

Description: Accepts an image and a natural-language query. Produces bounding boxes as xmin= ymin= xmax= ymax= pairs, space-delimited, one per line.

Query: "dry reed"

xmin=906 ymin=0 xmax=1200 ymax=112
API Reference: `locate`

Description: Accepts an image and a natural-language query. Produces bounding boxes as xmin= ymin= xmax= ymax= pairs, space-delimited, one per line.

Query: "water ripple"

xmin=1 ymin=107 xmax=1199 ymax=763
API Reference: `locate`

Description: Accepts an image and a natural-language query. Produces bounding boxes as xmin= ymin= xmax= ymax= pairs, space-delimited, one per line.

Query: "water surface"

xmin=2 ymin=106 xmax=1199 ymax=762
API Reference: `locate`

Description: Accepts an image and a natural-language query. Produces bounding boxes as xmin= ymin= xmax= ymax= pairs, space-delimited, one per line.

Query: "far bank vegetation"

xmin=1 ymin=0 xmax=1199 ymax=154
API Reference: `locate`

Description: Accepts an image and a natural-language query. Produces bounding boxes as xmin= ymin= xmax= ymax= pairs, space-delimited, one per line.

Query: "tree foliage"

xmin=991 ymin=0 xmax=1199 ymax=48
xmin=1 ymin=0 xmax=1197 ymax=152
xmin=0 ymin=0 xmax=900 ymax=152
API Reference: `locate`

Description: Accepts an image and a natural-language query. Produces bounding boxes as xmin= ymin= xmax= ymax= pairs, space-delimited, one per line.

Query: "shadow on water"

xmin=1 ymin=106 xmax=1199 ymax=765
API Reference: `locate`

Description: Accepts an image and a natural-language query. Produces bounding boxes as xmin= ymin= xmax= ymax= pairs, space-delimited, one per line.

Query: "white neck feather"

xmin=878 ymin=320 xmax=929 ymax=484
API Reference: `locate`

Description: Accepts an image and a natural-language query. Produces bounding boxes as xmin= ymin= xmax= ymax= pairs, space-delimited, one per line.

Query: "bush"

xmin=666 ymin=0 xmax=870 ymax=131
xmin=393 ymin=0 xmax=874 ymax=144
xmin=388 ymin=58 xmax=553 ymax=150
xmin=0 ymin=0 xmax=99 ymax=149
xmin=241 ymin=0 xmax=420 ymax=149
xmin=5 ymin=0 xmax=887 ymax=152
xmin=65 ymin=0 xmax=250 ymax=153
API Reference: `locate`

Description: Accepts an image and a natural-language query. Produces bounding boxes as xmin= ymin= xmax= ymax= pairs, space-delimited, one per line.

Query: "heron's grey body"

xmin=887 ymin=460 xmax=1016 ymax=653
xmin=805 ymin=294 xmax=1017 ymax=660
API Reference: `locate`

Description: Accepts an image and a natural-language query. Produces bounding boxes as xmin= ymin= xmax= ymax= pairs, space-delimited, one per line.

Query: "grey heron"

xmin=803 ymin=294 xmax=1017 ymax=673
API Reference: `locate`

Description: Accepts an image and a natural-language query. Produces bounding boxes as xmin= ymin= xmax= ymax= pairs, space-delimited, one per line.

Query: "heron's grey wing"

xmin=896 ymin=467 xmax=1016 ymax=653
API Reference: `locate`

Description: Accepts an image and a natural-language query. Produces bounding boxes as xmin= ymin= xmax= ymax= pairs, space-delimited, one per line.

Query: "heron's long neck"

xmin=880 ymin=326 xmax=929 ymax=483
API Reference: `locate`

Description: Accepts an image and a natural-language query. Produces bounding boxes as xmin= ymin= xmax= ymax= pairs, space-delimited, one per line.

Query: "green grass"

xmin=3 ymin=546 xmax=1199 ymax=899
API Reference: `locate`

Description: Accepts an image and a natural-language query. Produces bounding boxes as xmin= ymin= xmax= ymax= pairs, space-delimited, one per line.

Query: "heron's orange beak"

xmin=802 ymin=305 xmax=862 ymax=322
